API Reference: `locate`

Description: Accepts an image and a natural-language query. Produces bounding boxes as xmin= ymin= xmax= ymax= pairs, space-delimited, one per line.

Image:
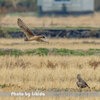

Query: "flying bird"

xmin=17 ymin=18 xmax=48 ymax=42
xmin=76 ymin=74 xmax=90 ymax=91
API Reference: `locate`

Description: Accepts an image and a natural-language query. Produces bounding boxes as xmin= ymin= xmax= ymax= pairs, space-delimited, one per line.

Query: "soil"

xmin=3 ymin=29 xmax=100 ymax=38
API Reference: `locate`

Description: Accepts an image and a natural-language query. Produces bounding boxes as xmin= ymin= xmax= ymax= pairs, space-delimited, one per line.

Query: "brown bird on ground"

xmin=76 ymin=74 xmax=90 ymax=91
xmin=17 ymin=18 xmax=48 ymax=42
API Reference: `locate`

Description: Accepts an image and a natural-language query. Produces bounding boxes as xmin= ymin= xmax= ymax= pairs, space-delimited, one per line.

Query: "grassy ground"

xmin=0 ymin=39 xmax=99 ymax=92
xmin=0 ymin=38 xmax=100 ymax=50
xmin=0 ymin=97 xmax=100 ymax=100
xmin=0 ymin=13 xmax=100 ymax=99
xmin=0 ymin=55 xmax=100 ymax=92
xmin=0 ymin=48 xmax=100 ymax=56
xmin=1 ymin=26 xmax=100 ymax=32
xmin=1 ymin=12 xmax=100 ymax=28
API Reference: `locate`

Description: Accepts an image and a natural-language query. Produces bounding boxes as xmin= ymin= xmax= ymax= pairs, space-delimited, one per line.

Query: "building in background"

xmin=37 ymin=0 xmax=100 ymax=14
xmin=95 ymin=0 xmax=100 ymax=11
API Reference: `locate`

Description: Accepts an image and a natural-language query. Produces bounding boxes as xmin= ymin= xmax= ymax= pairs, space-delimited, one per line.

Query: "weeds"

xmin=46 ymin=60 xmax=58 ymax=69
xmin=89 ymin=60 xmax=100 ymax=70
xmin=0 ymin=48 xmax=100 ymax=56
xmin=0 ymin=56 xmax=99 ymax=91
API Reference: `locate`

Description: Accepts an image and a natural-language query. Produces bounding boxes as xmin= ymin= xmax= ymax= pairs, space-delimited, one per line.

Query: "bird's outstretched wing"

xmin=17 ymin=18 xmax=34 ymax=38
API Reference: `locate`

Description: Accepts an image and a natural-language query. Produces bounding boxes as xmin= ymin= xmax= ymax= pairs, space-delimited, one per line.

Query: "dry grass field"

xmin=0 ymin=39 xmax=99 ymax=92
xmin=0 ymin=55 xmax=100 ymax=92
xmin=0 ymin=13 xmax=100 ymax=99
xmin=1 ymin=12 xmax=100 ymax=27
xmin=0 ymin=97 xmax=100 ymax=100
xmin=0 ymin=38 xmax=100 ymax=50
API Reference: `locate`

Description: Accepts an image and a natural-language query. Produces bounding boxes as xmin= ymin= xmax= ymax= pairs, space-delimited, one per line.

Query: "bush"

xmin=0 ymin=0 xmax=38 ymax=13
xmin=0 ymin=27 xmax=10 ymax=38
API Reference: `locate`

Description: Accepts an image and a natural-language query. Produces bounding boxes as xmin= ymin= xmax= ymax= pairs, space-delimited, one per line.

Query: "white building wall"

xmin=67 ymin=0 xmax=94 ymax=12
xmin=67 ymin=0 xmax=82 ymax=12
xmin=37 ymin=0 xmax=43 ymax=6
xmin=82 ymin=0 xmax=94 ymax=11
xmin=42 ymin=0 xmax=53 ymax=11
xmin=42 ymin=0 xmax=63 ymax=12
xmin=38 ymin=0 xmax=94 ymax=12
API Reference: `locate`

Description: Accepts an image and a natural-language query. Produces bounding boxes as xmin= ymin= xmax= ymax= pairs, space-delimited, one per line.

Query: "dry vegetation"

xmin=0 ymin=97 xmax=100 ymax=100
xmin=0 ymin=13 xmax=100 ymax=99
xmin=0 ymin=38 xmax=100 ymax=50
xmin=0 ymin=55 xmax=100 ymax=92
xmin=1 ymin=12 xmax=100 ymax=27
xmin=0 ymin=39 xmax=99 ymax=92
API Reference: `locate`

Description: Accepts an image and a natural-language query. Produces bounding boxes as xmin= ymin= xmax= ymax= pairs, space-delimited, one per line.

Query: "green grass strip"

xmin=0 ymin=48 xmax=100 ymax=56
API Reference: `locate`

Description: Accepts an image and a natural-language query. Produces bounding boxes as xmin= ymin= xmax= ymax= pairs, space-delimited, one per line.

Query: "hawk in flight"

xmin=17 ymin=18 xmax=48 ymax=42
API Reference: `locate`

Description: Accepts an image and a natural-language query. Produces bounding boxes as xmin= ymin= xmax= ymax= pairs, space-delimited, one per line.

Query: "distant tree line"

xmin=0 ymin=0 xmax=38 ymax=13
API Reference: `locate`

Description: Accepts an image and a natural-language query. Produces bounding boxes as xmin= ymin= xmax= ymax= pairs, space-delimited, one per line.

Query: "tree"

xmin=11 ymin=0 xmax=20 ymax=9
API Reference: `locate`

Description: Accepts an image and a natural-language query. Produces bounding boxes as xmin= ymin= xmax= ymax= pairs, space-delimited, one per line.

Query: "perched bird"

xmin=17 ymin=18 xmax=48 ymax=42
xmin=76 ymin=74 xmax=90 ymax=91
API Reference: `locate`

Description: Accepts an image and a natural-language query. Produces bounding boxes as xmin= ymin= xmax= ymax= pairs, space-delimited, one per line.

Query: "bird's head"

xmin=77 ymin=74 xmax=82 ymax=80
xmin=40 ymin=35 xmax=46 ymax=38
xmin=39 ymin=35 xmax=48 ymax=43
